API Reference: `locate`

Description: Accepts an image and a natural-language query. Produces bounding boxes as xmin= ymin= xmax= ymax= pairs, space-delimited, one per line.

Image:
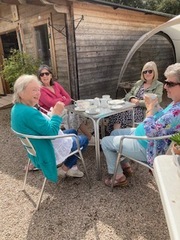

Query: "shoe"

xmin=66 ymin=168 xmax=84 ymax=178
xmin=58 ymin=167 xmax=67 ymax=178
xmin=123 ymin=166 xmax=133 ymax=177
xmin=88 ymin=135 xmax=95 ymax=146
xmin=24 ymin=163 xmax=39 ymax=172
xmin=104 ymin=175 xmax=128 ymax=187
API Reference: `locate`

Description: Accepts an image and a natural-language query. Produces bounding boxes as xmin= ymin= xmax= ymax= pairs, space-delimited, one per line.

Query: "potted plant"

xmin=1 ymin=49 xmax=42 ymax=91
xmin=170 ymin=132 xmax=180 ymax=155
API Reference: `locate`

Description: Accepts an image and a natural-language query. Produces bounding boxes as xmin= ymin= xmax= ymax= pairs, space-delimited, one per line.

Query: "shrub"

xmin=1 ymin=49 xmax=42 ymax=89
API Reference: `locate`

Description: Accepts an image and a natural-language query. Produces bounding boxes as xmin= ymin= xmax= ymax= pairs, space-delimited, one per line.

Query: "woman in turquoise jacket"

xmin=11 ymin=74 xmax=88 ymax=182
xmin=107 ymin=61 xmax=163 ymax=133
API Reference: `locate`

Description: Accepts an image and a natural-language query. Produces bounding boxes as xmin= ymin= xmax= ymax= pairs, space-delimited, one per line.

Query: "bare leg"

xmin=113 ymin=123 xmax=121 ymax=130
xmin=79 ymin=122 xmax=92 ymax=140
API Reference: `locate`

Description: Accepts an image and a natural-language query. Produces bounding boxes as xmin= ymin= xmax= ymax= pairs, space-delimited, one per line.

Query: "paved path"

xmin=0 ymin=107 xmax=170 ymax=240
xmin=0 ymin=94 xmax=13 ymax=109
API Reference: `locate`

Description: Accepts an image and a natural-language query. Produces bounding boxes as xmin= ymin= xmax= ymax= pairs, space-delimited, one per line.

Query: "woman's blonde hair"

xmin=140 ymin=61 xmax=158 ymax=81
xmin=13 ymin=74 xmax=41 ymax=104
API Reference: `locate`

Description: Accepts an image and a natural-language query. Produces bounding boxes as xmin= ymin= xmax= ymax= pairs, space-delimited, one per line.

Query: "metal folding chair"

xmin=12 ymin=129 xmax=91 ymax=210
xmin=111 ymin=134 xmax=173 ymax=191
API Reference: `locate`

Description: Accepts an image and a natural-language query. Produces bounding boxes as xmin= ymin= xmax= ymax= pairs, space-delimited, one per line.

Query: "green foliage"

xmin=106 ymin=0 xmax=144 ymax=8
xmin=105 ymin=0 xmax=179 ymax=14
xmin=1 ymin=49 xmax=41 ymax=89
xmin=170 ymin=132 xmax=180 ymax=146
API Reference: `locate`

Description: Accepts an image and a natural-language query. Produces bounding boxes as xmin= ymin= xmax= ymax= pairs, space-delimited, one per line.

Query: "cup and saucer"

xmin=74 ymin=100 xmax=90 ymax=111
xmin=85 ymin=107 xmax=100 ymax=115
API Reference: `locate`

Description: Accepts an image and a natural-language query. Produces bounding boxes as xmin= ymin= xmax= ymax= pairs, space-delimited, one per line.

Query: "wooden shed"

xmin=0 ymin=0 xmax=175 ymax=99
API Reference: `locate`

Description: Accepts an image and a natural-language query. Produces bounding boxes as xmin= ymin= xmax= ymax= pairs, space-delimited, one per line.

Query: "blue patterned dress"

xmin=141 ymin=102 xmax=180 ymax=166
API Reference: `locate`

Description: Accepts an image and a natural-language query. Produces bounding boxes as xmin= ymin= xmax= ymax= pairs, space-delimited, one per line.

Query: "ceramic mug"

xmin=102 ymin=95 xmax=111 ymax=100
xmin=74 ymin=100 xmax=90 ymax=109
xmin=100 ymin=98 xmax=109 ymax=108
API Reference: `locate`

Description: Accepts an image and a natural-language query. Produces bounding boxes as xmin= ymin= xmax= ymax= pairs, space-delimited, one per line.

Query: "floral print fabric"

xmin=143 ymin=102 xmax=180 ymax=166
xmin=107 ymin=84 xmax=145 ymax=133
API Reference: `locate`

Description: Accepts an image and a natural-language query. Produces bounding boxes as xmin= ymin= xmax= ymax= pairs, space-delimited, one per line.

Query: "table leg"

xmin=91 ymin=118 xmax=102 ymax=180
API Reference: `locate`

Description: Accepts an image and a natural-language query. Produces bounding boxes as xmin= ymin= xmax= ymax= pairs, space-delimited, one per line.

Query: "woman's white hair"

xmin=164 ymin=63 xmax=180 ymax=83
xmin=13 ymin=74 xmax=41 ymax=104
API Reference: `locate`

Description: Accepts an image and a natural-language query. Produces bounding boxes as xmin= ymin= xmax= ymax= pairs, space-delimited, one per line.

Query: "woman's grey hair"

xmin=140 ymin=61 xmax=158 ymax=81
xmin=37 ymin=64 xmax=54 ymax=86
xmin=13 ymin=74 xmax=41 ymax=104
xmin=164 ymin=63 xmax=180 ymax=83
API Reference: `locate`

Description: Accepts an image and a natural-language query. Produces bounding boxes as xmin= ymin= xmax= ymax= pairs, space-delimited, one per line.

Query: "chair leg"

xmin=111 ymin=152 xmax=121 ymax=191
xmin=36 ymin=177 xmax=47 ymax=210
xmin=23 ymin=158 xmax=31 ymax=190
xmin=78 ymin=150 xmax=91 ymax=188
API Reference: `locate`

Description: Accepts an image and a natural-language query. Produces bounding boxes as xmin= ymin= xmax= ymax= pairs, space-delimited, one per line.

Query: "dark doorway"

xmin=1 ymin=31 xmax=19 ymax=58
xmin=0 ymin=31 xmax=19 ymax=95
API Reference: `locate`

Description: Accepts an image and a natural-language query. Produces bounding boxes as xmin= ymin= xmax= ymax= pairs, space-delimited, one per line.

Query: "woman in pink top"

xmin=38 ymin=65 xmax=95 ymax=145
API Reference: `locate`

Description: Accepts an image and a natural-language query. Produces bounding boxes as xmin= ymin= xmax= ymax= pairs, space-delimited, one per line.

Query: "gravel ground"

xmin=0 ymin=108 xmax=170 ymax=240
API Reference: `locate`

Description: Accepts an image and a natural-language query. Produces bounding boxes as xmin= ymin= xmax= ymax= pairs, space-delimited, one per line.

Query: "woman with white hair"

xmin=102 ymin=63 xmax=180 ymax=187
xmin=11 ymin=74 xmax=88 ymax=182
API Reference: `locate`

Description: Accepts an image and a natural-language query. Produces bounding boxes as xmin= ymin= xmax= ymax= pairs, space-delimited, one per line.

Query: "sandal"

xmin=123 ymin=166 xmax=133 ymax=177
xmin=149 ymin=169 xmax=153 ymax=176
xmin=104 ymin=175 xmax=128 ymax=187
xmin=24 ymin=163 xmax=39 ymax=172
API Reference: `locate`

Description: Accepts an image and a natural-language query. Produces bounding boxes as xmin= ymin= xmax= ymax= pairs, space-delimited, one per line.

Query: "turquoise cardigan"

xmin=11 ymin=103 xmax=62 ymax=182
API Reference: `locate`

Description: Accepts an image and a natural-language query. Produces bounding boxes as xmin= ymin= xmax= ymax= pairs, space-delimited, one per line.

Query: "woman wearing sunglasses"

xmin=101 ymin=63 xmax=180 ymax=187
xmin=38 ymin=65 xmax=95 ymax=145
xmin=107 ymin=61 xmax=163 ymax=133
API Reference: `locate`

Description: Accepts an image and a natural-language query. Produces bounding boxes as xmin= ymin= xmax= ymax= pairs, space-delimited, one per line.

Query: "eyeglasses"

xmin=40 ymin=72 xmax=50 ymax=77
xmin=164 ymin=81 xmax=180 ymax=88
xmin=143 ymin=70 xmax=153 ymax=74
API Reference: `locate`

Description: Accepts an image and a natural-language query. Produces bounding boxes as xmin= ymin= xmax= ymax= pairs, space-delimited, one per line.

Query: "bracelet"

xmin=146 ymin=109 xmax=153 ymax=114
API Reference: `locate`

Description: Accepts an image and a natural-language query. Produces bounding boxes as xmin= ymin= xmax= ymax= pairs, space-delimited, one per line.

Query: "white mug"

xmin=94 ymin=97 xmax=101 ymax=107
xmin=102 ymin=94 xmax=111 ymax=99
xmin=100 ymin=98 xmax=109 ymax=108
xmin=74 ymin=100 xmax=90 ymax=109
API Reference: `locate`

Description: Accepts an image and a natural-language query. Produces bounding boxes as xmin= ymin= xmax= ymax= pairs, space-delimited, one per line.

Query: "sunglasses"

xmin=40 ymin=72 xmax=50 ymax=77
xmin=143 ymin=70 xmax=153 ymax=74
xmin=164 ymin=81 xmax=180 ymax=88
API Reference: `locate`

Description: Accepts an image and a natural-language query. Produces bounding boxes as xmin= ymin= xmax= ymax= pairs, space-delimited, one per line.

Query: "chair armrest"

xmin=11 ymin=129 xmax=81 ymax=150
xmin=118 ymin=134 xmax=172 ymax=157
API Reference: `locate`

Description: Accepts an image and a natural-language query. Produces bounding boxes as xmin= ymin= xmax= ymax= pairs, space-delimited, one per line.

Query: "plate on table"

xmin=110 ymin=105 xmax=123 ymax=110
xmin=108 ymin=99 xmax=125 ymax=105
xmin=74 ymin=107 xmax=86 ymax=112
xmin=85 ymin=109 xmax=100 ymax=115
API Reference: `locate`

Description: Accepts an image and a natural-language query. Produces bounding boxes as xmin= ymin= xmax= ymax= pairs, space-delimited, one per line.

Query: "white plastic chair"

xmin=12 ymin=129 xmax=91 ymax=210
xmin=111 ymin=134 xmax=173 ymax=191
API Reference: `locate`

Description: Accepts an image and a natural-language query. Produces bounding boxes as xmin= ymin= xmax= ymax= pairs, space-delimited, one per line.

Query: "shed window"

xmin=35 ymin=24 xmax=50 ymax=65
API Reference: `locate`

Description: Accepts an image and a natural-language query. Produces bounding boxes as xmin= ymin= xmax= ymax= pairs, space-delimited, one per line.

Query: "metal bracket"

xmin=47 ymin=15 xmax=84 ymax=38
xmin=74 ymin=15 xmax=84 ymax=30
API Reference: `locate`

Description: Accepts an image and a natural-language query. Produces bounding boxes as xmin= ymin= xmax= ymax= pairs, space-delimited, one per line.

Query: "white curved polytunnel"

xmin=117 ymin=14 xmax=180 ymax=90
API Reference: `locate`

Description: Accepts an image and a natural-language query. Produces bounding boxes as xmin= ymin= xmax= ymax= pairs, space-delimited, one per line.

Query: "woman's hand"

xmin=130 ymin=98 xmax=139 ymax=106
xmin=144 ymin=95 xmax=158 ymax=115
xmin=51 ymin=101 xmax=65 ymax=116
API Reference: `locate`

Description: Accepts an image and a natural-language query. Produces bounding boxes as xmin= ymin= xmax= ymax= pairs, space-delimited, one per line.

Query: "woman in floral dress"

xmin=107 ymin=61 xmax=163 ymax=133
